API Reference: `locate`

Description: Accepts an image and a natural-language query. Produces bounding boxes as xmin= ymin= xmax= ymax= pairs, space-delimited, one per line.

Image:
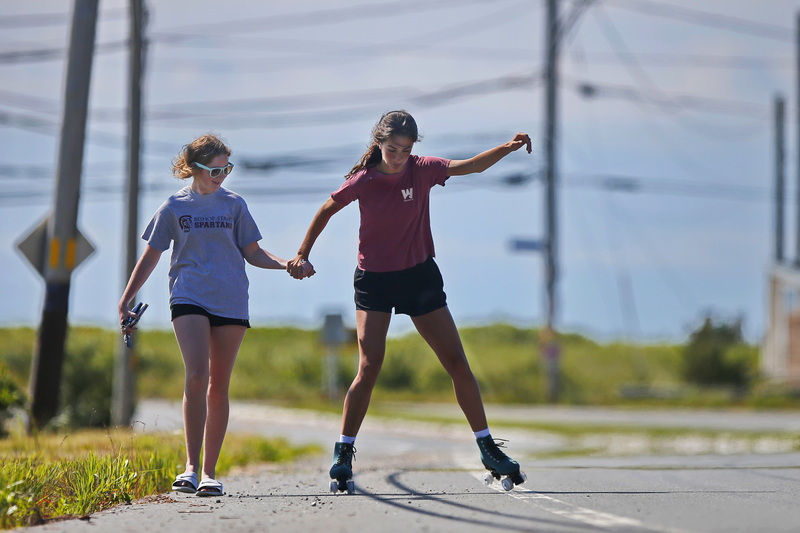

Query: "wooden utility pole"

xmin=112 ymin=0 xmax=147 ymax=426
xmin=541 ymin=0 xmax=561 ymax=403
xmin=19 ymin=0 xmax=98 ymax=431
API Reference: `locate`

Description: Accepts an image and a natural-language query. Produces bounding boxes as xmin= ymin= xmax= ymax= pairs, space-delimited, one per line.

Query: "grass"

xmin=0 ymin=428 xmax=321 ymax=529
xmin=2 ymin=324 xmax=792 ymax=409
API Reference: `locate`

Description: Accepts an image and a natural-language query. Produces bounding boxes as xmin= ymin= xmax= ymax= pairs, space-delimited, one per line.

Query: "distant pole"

xmin=795 ymin=11 xmax=800 ymax=267
xmin=774 ymin=95 xmax=785 ymax=264
xmin=542 ymin=0 xmax=560 ymax=402
xmin=27 ymin=0 xmax=99 ymax=431
xmin=321 ymin=313 xmax=347 ymax=402
xmin=112 ymin=0 xmax=147 ymax=427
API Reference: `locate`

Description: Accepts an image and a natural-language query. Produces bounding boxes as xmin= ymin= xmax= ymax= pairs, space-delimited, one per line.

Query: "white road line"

xmin=470 ymin=471 xmax=649 ymax=529
xmin=454 ymin=454 xmax=690 ymax=533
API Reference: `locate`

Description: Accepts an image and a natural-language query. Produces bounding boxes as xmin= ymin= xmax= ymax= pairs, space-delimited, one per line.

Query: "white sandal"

xmin=171 ymin=472 xmax=198 ymax=493
xmin=196 ymin=478 xmax=223 ymax=497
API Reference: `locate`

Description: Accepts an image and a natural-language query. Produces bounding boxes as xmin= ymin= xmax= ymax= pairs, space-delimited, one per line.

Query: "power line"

xmin=0 ymin=40 xmax=127 ymax=64
xmin=573 ymin=52 xmax=793 ymax=71
xmin=564 ymin=172 xmax=771 ymax=201
xmin=572 ymin=78 xmax=771 ymax=118
xmin=588 ymin=5 xmax=771 ymax=140
xmin=83 ymin=71 xmax=540 ymax=129
xmin=0 ymin=161 xmax=774 ymax=206
xmin=605 ymin=0 xmax=794 ymax=42
xmin=0 ymin=7 xmax=126 ymax=29
xmin=151 ymin=0 xmax=518 ymax=39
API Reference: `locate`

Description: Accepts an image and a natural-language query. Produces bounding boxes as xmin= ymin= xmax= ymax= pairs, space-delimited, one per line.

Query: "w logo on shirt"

xmin=401 ymin=188 xmax=414 ymax=202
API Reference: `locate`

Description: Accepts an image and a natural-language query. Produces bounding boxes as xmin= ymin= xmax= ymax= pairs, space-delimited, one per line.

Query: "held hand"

xmin=300 ymin=260 xmax=316 ymax=279
xmin=118 ymin=306 xmax=137 ymax=334
xmin=287 ymin=255 xmax=315 ymax=279
xmin=509 ymin=132 xmax=532 ymax=154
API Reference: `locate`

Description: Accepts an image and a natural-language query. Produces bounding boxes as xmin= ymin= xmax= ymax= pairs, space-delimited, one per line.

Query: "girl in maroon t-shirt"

xmin=288 ymin=110 xmax=531 ymax=493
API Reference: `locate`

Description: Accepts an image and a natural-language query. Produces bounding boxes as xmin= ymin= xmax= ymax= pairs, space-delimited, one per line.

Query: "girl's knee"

xmin=184 ymin=371 xmax=209 ymax=394
xmin=355 ymin=360 xmax=382 ymax=386
xmin=443 ymin=355 xmax=473 ymax=379
xmin=206 ymin=382 xmax=230 ymax=403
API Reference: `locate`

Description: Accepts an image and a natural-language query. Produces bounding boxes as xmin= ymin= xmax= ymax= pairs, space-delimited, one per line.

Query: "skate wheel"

xmin=346 ymin=479 xmax=355 ymax=495
xmin=329 ymin=480 xmax=339 ymax=493
xmin=482 ymin=472 xmax=494 ymax=486
xmin=510 ymin=470 xmax=527 ymax=485
xmin=501 ymin=477 xmax=514 ymax=491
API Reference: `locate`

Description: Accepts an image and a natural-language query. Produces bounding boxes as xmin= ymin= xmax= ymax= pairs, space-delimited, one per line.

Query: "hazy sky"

xmin=0 ymin=0 xmax=797 ymax=342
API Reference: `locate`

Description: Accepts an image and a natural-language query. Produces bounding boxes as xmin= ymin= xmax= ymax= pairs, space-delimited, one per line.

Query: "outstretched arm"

xmin=287 ymin=197 xmax=345 ymax=279
xmin=447 ymin=132 xmax=532 ymax=177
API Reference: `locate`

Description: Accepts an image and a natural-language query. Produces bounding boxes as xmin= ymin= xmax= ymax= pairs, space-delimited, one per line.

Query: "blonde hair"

xmin=345 ymin=110 xmax=420 ymax=179
xmin=171 ymin=133 xmax=232 ymax=180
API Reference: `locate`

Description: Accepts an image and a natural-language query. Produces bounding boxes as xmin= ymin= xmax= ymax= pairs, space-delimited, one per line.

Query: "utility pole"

xmin=17 ymin=0 xmax=99 ymax=431
xmin=541 ymin=0 xmax=561 ymax=403
xmin=112 ymin=0 xmax=147 ymax=427
xmin=795 ymin=11 xmax=800 ymax=267
xmin=774 ymin=95 xmax=785 ymax=263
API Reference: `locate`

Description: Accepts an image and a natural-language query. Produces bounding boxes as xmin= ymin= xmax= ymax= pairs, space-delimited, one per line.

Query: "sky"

xmin=0 ymin=0 xmax=797 ymax=343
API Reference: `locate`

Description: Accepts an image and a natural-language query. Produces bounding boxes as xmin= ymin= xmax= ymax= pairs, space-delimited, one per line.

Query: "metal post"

xmin=321 ymin=313 xmax=347 ymax=402
xmin=795 ymin=12 xmax=800 ymax=267
xmin=112 ymin=0 xmax=147 ymax=427
xmin=28 ymin=0 xmax=99 ymax=431
xmin=775 ymin=95 xmax=785 ymax=263
xmin=542 ymin=0 xmax=560 ymax=402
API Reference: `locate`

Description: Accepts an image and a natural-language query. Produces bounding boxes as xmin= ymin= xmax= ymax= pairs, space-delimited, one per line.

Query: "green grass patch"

xmin=0 ymin=324 xmax=798 ymax=425
xmin=0 ymin=429 xmax=320 ymax=530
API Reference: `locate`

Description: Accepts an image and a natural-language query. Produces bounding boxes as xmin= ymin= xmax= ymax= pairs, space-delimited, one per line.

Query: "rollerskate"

xmin=477 ymin=436 xmax=527 ymax=491
xmin=329 ymin=442 xmax=356 ymax=494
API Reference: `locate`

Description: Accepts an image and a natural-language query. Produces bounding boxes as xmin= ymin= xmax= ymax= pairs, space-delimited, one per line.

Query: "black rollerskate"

xmin=329 ymin=442 xmax=356 ymax=494
xmin=477 ymin=436 xmax=527 ymax=491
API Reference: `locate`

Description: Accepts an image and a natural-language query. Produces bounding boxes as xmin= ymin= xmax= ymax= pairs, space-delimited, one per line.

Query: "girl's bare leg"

xmin=172 ymin=315 xmax=212 ymax=476
xmin=202 ymin=324 xmax=246 ymax=480
xmin=340 ymin=310 xmax=391 ymax=437
xmin=411 ymin=306 xmax=488 ymax=432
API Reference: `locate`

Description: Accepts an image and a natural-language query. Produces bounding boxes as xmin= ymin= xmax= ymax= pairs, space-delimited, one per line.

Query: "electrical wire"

xmin=0 ymin=7 xmax=126 ymax=29
xmin=604 ymin=0 xmax=794 ymax=42
xmin=589 ymin=5 xmax=771 ymax=140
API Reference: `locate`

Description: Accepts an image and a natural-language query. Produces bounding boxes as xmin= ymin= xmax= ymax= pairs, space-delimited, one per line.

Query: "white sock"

xmin=339 ymin=435 xmax=356 ymax=444
xmin=473 ymin=428 xmax=491 ymax=439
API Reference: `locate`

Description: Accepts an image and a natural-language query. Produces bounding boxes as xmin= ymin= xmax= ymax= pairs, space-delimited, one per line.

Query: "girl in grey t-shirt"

xmin=118 ymin=134 xmax=314 ymax=497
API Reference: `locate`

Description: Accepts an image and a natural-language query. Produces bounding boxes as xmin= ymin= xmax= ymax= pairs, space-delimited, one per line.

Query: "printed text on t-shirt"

xmin=179 ymin=215 xmax=234 ymax=232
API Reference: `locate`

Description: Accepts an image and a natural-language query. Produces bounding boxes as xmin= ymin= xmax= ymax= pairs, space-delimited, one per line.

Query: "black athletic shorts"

xmin=170 ymin=304 xmax=251 ymax=328
xmin=353 ymin=256 xmax=447 ymax=317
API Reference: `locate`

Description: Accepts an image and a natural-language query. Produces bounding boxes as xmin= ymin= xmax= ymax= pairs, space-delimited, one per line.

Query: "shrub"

xmin=0 ymin=365 xmax=25 ymax=437
xmin=681 ymin=315 xmax=757 ymax=389
xmin=54 ymin=329 xmax=117 ymax=429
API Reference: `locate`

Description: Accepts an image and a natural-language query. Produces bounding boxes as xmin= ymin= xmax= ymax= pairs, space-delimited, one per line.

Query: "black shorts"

xmin=170 ymin=304 xmax=251 ymax=328
xmin=354 ymin=256 xmax=447 ymax=317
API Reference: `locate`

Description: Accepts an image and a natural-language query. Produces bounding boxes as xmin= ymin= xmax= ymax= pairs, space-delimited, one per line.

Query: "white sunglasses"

xmin=195 ymin=162 xmax=234 ymax=178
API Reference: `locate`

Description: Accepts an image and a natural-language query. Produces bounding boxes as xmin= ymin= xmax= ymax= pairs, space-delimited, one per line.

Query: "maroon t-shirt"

xmin=331 ymin=155 xmax=450 ymax=272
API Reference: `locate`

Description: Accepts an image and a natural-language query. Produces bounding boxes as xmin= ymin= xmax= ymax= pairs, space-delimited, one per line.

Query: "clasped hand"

xmin=287 ymin=256 xmax=315 ymax=279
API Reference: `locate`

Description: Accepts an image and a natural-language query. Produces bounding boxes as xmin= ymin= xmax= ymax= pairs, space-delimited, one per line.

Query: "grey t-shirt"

xmin=142 ymin=186 xmax=262 ymax=320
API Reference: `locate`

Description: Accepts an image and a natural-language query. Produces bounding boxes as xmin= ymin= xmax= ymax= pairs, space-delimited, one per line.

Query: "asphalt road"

xmin=27 ymin=401 xmax=800 ymax=533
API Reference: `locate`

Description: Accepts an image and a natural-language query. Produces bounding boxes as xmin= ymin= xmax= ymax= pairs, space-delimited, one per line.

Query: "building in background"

xmin=763 ymin=265 xmax=800 ymax=387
